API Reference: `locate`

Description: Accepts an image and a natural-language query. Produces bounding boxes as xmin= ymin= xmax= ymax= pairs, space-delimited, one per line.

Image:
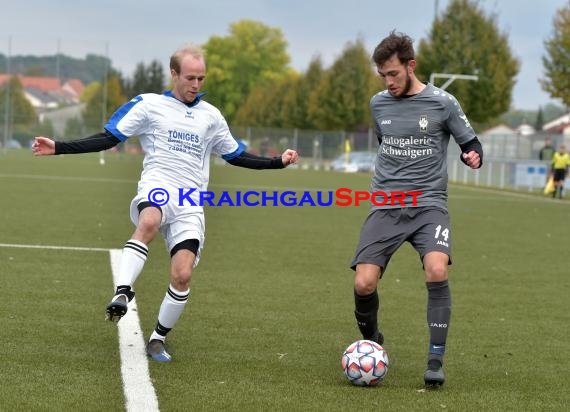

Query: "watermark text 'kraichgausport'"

xmin=147 ymin=187 xmax=422 ymax=207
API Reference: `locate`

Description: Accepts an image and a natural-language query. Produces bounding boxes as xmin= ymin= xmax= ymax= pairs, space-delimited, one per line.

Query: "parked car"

xmin=330 ymin=151 xmax=376 ymax=173
xmin=1 ymin=139 xmax=23 ymax=149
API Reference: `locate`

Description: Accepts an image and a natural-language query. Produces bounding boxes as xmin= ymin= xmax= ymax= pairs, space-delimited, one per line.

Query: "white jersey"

xmin=105 ymin=91 xmax=244 ymax=204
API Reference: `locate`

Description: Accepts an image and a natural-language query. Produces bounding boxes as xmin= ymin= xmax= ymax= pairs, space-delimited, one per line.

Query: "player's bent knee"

xmin=137 ymin=218 xmax=160 ymax=234
xmin=170 ymin=262 xmax=193 ymax=289
xmin=171 ymin=275 xmax=191 ymax=291
xmin=169 ymin=239 xmax=199 ymax=288
xmin=423 ymin=252 xmax=449 ymax=282
xmin=136 ymin=203 xmax=162 ymax=235
xmin=354 ymin=282 xmax=377 ymax=296
xmin=425 ymin=265 xmax=448 ymax=282
xmin=354 ymin=271 xmax=381 ymax=295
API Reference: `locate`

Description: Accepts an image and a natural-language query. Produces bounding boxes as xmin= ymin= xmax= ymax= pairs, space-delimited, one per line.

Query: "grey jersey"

xmin=370 ymin=83 xmax=476 ymax=210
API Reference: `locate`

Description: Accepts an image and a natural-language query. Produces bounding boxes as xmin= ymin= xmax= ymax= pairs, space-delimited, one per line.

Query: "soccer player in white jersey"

xmin=349 ymin=31 xmax=482 ymax=387
xmin=32 ymin=44 xmax=299 ymax=362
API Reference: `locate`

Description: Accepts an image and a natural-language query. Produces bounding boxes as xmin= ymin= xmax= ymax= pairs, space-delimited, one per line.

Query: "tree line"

xmin=1 ymin=0 xmax=569 ymax=143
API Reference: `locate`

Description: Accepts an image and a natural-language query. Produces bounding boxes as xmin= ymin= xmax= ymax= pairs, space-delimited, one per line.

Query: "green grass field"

xmin=1 ymin=149 xmax=569 ymax=412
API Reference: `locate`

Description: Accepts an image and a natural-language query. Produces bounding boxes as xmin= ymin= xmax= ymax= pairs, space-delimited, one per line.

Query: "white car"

xmin=330 ymin=151 xmax=376 ymax=173
xmin=1 ymin=139 xmax=23 ymax=149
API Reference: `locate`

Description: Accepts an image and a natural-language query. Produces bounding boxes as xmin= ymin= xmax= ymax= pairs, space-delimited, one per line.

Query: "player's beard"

xmin=400 ymin=73 xmax=413 ymax=96
xmin=388 ymin=72 xmax=412 ymax=97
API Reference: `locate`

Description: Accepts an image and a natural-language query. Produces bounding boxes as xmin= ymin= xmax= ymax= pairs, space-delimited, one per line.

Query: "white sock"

xmin=150 ymin=285 xmax=190 ymax=341
xmin=116 ymin=239 xmax=148 ymax=287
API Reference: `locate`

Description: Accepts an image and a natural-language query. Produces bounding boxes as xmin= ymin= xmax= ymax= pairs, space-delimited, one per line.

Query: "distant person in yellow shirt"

xmin=551 ymin=144 xmax=570 ymax=199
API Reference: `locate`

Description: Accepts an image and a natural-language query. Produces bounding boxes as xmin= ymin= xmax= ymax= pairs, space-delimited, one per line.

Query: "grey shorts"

xmin=350 ymin=207 xmax=452 ymax=274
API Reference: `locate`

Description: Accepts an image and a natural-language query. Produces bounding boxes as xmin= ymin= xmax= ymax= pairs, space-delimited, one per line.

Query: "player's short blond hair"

xmin=170 ymin=44 xmax=205 ymax=74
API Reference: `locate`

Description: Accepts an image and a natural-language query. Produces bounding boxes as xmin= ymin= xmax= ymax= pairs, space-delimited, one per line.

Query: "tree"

xmin=0 ymin=76 xmax=37 ymax=132
xmin=80 ymin=81 xmax=100 ymax=103
xmin=233 ymin=84 xmax=273 ymax=127
xmin=31 ymin=118 xmax=55 ymax=139
xmin=308 ymin=39 xmax=377 ymax=131
xmin=415 ymin=0 xmax=519 ymax=123
xmin=234 ymin=56 xmax=325 ymax=130
xmin=541 ymin=3 xmax=570 ymax=107
xmin=82 ymin=75 xmax=126 ymax=134
xmin=0 ymin=76 xmax=37 ymax=145
xmin=148 ymin=60 xmax=166 ymax=93
xmin=123 ymin=60 xmax=165 ymax=97
xmin=235 ymin=70 xmax=300 ymax=128
xmin=277 ymin=71 xmax=303 ymax=128
xmin=0 ymin=53 xmax=115 ymax=85
xmin=203 ymin=19 xmax=291 ymax=123
xmin=535 ymin=106 xmax=544 ymax=130
xmin=64 ymin=117 xmax=85 ymax=138
xmin=24 ymin=66 xmax=44 ymax=77
xmin=123 ymin=62 xmax=144 ymax=97
xmin=286 ymin=56 xmax=325 ymax=130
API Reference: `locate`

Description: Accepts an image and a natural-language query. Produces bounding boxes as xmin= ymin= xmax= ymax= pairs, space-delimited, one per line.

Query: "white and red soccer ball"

xmin=341 ymin=339 xmax=389 ymax=386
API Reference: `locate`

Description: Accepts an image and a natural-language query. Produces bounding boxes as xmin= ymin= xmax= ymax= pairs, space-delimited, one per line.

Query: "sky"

xmin=1 ymin=0 xmax=568 ymax=111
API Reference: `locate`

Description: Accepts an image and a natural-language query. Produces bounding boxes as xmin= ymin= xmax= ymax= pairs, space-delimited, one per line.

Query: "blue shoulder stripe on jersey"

xmin=222 ymin=140 xmax=247 ymax=160
xmin=105 ymin=95 xmax=144 ymax=141
xmin=163 ymin=90 xmax=205 ymax=107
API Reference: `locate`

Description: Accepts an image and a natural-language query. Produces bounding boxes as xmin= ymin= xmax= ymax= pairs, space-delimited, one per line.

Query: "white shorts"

xmin=129 ymin=188 xmax=205 ymax=267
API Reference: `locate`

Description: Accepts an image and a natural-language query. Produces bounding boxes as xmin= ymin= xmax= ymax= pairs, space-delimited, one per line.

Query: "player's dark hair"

xmin=372 ymin=30 xmax=415 ymax=66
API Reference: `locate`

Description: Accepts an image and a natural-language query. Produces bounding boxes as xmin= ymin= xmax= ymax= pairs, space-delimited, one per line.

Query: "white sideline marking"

xmin=0 ymin=243 xmax=110 ymax=252
xmin=0 ymin=243 xmax=160 ymax=411
xmin=109 ymin=249 xmax=160 ymax=412
xmin=0 ymin=172 xmax=134 ymax=184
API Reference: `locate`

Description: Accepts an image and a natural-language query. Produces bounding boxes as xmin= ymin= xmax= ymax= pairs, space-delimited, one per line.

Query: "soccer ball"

xmin=341 ymin=339 xmax=389 ymax=386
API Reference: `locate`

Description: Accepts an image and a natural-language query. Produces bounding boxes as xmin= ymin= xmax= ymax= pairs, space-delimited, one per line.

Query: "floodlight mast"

xmin=99 ymin=41 xmax=109 ymax=166
xmin=3 ymin=36 xmax=11 ymax=155
xmin=429 ymin=73 xmax=479 ymax=90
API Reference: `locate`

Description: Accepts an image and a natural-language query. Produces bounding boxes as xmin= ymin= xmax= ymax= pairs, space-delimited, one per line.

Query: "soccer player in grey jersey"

xmin=350 ymin=31 xmax=482 ymax=387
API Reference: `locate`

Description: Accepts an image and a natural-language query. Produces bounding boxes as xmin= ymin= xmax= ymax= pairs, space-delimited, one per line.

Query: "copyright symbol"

xmin=148 ymin=188 xmax=169 ymax=206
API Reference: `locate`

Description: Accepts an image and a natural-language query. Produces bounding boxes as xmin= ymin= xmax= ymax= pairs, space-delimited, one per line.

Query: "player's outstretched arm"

xmin=226 ymin=149 xmax=299 ymax=170
xmin=32 ymin=132 xmax=120 ymax=156
xmin=32 ymin=136 xmax=56 ymax=156
xmin=281 ymin=149 xmax=299 ymax=167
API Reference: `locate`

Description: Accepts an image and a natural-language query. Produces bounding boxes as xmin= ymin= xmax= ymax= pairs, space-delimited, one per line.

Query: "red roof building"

xmin=0 ymin=74 xmax=85 ymax=108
